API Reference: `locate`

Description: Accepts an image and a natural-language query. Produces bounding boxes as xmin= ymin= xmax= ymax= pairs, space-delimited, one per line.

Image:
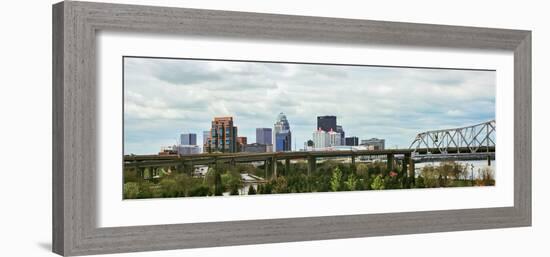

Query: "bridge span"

xmin=125 ymin=146 xmax=494 ymax=182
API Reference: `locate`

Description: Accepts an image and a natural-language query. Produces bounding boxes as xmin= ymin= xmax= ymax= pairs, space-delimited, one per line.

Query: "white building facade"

xmin=312 ymin=129 xmax=329 ymax=149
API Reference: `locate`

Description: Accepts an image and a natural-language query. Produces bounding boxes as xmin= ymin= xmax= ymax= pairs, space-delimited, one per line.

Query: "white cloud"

xmin=124 ymin=57 xmax=495 ymax=154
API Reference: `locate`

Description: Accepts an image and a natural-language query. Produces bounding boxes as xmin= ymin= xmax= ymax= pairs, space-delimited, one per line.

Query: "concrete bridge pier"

xmin=307 ymin=156 xmax=316 ymax=176
xmin=409 ymin=156 xmax=415 ymax=186
xmin=285 ymin=159 xmax=291 ymax=174
xmin=487 ymin=155 xmax=491 ymax=166
xmin=264 ymin=159 xmax=270 ymax=180
xmin=387 ymin=154 xmax=394 ymax=171
xmin=402 ymin=154 xmax=409 ymax=188
xmin=272 ymin=157 xmax=278 ymax=179
xmin=137 ymin=167 xmax=144 ymax=179
xmin=149 ymin=167 xmax=156 ymax=179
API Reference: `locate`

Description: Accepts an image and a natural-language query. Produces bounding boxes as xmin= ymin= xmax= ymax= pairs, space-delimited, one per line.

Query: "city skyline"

xmin=124 ymin=57 xmax=495 ymax=155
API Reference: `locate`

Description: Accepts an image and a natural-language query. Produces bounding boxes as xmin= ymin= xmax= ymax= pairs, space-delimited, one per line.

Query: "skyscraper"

xmin=275 ymin=132 xmax=291 ymax=152
xmin=328 ymin=129 xmax=342 ymax=146
xmin=317 ymin=115 xmax=337 ymax=132
xmin=312 ymin=129 xmax=328 ymax=149
xmin=180 ymin=133 xmax=197 ymax=145
xmin=205 ymin=117 xmax=238 ymax=153
xmin=256 ymin=128 xmax=272 ymax=145
xmin=336 ymin=125 xmax=345 ymax=145
xmin=202 ymin=130 xmax=210 ymax=150
xmin=274 ymin=112 xmax=292 ymax=152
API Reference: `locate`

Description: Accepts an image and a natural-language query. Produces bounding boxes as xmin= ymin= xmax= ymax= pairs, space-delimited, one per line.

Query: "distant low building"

xmin=304 ymin=145 xmax=368 ymax=152
xmin=236 ymin=136 xmax=248 ymax=152
xmin=345 ymin=136 xmax=359 ymax=146
xmin=360 ymin=138 xmax=385 ymax=150
xmin=193 ymin=165 xmax=209 ymax=177
xmin=243 ymin=143 xmax=272 ymax=153
xmin=176 ymin=145 xmax=200 ymax=155
xmin=159 ymin=145 xmax=177 ymax=155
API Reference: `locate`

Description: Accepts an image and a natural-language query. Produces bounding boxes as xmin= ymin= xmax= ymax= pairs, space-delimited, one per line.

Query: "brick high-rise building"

xmin=204 ymin=117 xmax=238 ymax=153
xmin=236 ymin=136 xmax=247 ymax=152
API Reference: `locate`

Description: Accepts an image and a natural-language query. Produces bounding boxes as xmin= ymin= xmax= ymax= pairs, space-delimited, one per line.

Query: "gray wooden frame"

xmin=52 ymin=1 xmax=531 ymax=256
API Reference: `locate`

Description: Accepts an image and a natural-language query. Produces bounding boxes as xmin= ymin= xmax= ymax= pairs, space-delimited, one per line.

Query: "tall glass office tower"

xmin=273 ymin=112 xmax=292 ymax=152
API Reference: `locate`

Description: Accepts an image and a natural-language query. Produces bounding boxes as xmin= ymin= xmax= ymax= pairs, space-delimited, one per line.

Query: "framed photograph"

xmin=52 ymin=1 xmax=531 ymax=256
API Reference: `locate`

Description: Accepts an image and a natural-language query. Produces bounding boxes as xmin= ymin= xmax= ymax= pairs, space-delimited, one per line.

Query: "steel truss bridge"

xmin=409 ymin=120 xmax=495 ymax=156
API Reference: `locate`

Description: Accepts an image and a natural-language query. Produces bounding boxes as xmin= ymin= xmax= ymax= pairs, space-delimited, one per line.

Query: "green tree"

xmin=330 ymin=167 xmax=342 ymax=192
xmin=137 ymin=181 xmax=154 ymax=198
xmin=263 ymin=182 xmax=273 ymax=194
xmin=123 ymin=182 xmax=139 ymax=199
xmin=343 ymin=174 xmax=358 ymax=191
xmin=214 ymin=169 xmax=223 ymax=196
xmin=273 ymin=176 xmax=289 ymax=193
xmin=188 ymin=184 xmax=211 ymax=197
xmin=123 ymin=168 xmax=140 ymax=183
xmin=416 ymin=175 xmax=426 ymax=188
xmin=230 ymin=185 xmax=240 ymax=195
xmin=371 ymin=175 xmax=385 ymax=190
xmin=159 ymin=178 xmax=178 ymax=197
xmin=355 ymin=163 xmax=369 ymax=177
xmin=257 ymin=184 xmax=264 ymax=194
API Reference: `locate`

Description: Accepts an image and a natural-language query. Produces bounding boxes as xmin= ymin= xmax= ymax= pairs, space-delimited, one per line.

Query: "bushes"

xmin=123 ymin=182 xmax=139 ymax=199
xmin=371 ymin=175 xmax=385 ymax=190
xmin=477 ymin=167 xmax=495 ymax=186
xmin=123 ymin=160 xmax=492 ymax=199
xmin=343 ymin=174 xmax=358 ymax=191
xmin=247 ymin=185 xmax=257 ymax=195
xmin=188 ymin=185 xmax=211 ymax=197
xmin=330 ymin=167 xmax=342 ymax=192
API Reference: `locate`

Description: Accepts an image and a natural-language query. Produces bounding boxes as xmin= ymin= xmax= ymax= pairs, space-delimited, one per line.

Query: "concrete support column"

xmin=137 ymin=167 xmax=144 ymax=179
xmin=264 ymin=159 xmax=269 ymax=180
xmin=487 ymin=155 xmax=491 ymax=166
xmin=409 ymin=157 xmax=415 ymax=186
xmin=402 ymin=154 xmax=410 ymax=188
xmin=285 ymin=159 xmax=290 ymax=174
xmin=272 ymin=157 xmax=278 ymax=179
xmin=387 ymin=154 xmax=394 ymax=171
xmin=307 ymin=156 xmax=316 ymax=176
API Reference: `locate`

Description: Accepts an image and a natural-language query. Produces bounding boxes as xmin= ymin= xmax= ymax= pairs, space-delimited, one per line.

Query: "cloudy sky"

xmin=123 ymin=57 xmax=495 ymax=155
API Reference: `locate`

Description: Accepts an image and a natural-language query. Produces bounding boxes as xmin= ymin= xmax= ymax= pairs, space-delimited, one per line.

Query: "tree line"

xmin=123 ymin=159 xmax=495 ymax=199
